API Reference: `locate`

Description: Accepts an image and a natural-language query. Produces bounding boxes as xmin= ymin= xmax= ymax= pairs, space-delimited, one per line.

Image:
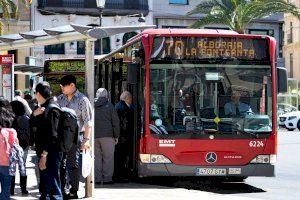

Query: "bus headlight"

xmin=140 ymin=154 xmax=172 ymax=164
xmin=250 ymin=155 xmax=275 ymax=163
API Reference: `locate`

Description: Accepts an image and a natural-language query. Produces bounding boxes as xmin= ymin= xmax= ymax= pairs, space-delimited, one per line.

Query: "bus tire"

xmin=297 ymin=120 xmax=300 ymax=131
xmin=287 ymin=128 xmax=295 ymax=131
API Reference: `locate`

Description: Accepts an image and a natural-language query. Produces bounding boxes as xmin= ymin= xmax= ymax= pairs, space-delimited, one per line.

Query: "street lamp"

xmin=96 ymin=0 xmax=106 ymax=54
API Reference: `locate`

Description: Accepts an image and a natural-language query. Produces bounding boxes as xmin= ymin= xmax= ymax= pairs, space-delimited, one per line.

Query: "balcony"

xmin=38 ymin=0 xmax=149 ymax=16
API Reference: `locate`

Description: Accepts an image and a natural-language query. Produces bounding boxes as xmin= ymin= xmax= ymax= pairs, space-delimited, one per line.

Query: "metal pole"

xmin=30 ymin=0 xmax=34 ymax=56
xmin=85 ymin=39 xmax=95 ymax=198
xmin=99 ymin=8 xmax=103 ymax=55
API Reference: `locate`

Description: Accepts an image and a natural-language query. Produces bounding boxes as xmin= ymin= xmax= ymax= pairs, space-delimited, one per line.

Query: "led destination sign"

xmin=44 ymin=60 xmax=85 ymax=73
xmin=151 ymin=37 xmax=269 ymax=61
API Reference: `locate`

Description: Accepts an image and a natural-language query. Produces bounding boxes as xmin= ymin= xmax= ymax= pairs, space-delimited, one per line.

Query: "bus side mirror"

xmin=277 ymin=67 xmax=287 ymax=93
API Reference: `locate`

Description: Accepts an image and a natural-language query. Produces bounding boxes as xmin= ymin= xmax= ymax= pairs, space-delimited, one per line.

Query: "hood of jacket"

xmin=95 ymin=97 xmax=108 ymax=107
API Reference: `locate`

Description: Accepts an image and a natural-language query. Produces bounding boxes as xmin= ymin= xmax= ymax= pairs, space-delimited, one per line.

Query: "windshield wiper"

xmin=238 ymin=130 xmax=260 ymax=138
xmin=238 ymin=130 xmax=271 ymax=138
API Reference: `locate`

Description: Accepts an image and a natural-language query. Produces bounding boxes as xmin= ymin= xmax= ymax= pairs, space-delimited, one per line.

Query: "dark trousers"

xmin=40 ymin=152 xmax=63 ymax=200
xmin=60 ymin=135 xmax=81 ymax=194
xmin=114 ymin=142 xmax=130 ymax=180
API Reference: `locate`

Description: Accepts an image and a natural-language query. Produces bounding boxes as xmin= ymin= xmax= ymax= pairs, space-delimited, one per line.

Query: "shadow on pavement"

xmin=96 ymin=177 xmax=265 ymax=194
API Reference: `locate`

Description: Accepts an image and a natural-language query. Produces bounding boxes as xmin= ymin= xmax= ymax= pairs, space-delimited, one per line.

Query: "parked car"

xmin=278 ymin=111 xmax=300 ymax=131
xmin=277 ymin=103 xmax=298 ymax=116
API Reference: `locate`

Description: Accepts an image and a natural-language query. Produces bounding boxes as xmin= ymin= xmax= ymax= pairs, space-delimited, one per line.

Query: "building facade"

xmin=32 ymin=0 xmax=153 ymax=67
xmin=283 ymin=0 xmax=300 ymax=79
xmin=153 ymin=0 xmax=284 ymax=67
xmin=1 ymin=1 xmax=32 ymax=91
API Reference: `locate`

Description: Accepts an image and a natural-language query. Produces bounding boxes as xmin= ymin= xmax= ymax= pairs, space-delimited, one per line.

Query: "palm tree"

xmin=0 ymin=0 xmax=28 ymax=35
xmin=187 ymin=0 xmax=300 ymax=34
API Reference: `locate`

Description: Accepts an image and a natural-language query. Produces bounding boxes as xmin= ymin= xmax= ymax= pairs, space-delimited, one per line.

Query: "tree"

xmin=187 ymin=0 xmax=300 ymax=34
xmin=0 ymin=0 xmax=28 ymax=35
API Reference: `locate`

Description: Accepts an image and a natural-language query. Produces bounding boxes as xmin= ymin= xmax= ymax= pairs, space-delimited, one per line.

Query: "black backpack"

xmin=12 ymin=115 xmax=30 ymax=149
xmin=46 ymin=104 xmax=79 ymax=152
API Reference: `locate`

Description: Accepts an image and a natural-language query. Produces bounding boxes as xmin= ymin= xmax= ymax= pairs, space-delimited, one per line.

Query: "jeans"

xmin=40 ymin=152 xmax=63 ymax=200
xmin=0 ymin=166 xmax=12 ymax=200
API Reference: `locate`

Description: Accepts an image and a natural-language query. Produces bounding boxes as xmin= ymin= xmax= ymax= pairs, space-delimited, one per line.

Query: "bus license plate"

xmin=196 ymin=168 xmax=226 ymax=176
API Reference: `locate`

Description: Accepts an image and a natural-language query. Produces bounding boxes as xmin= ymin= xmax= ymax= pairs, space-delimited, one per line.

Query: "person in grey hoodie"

xmin=94 ymin=88 xmax=120 ymax=184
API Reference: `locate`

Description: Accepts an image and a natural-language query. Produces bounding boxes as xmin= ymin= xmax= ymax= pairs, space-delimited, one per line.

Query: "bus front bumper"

xmin=138 ymin=162 xmax=274 ymax=177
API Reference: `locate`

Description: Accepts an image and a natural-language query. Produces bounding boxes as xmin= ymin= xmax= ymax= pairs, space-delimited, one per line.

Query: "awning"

xmin=0 ymin=24 xmax=155 ymax=51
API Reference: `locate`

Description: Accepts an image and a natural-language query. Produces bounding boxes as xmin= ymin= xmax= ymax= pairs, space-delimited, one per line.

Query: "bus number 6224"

xmin=249 ymin=141 xmax=264 ymax=148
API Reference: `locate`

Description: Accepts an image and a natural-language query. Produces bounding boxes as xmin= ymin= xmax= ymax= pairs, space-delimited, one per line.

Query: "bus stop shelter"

xmin=0 ymin=23 xmax=155 ymax=197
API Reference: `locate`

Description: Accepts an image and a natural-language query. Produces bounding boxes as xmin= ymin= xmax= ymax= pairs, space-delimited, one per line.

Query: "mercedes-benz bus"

xmin=44 ymin=29 xmax=287 ymax=181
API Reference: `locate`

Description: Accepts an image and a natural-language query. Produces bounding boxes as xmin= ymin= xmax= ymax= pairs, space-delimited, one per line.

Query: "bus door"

xmin=102 ymin=58 xmax=140 ymax=178
xmin=126 ymin=63 xmax=141 ymax=177
xmin=97 ymin=58 xmax=123 ymax=104
xmin=110 ymin=58 xmax=123 ymax=104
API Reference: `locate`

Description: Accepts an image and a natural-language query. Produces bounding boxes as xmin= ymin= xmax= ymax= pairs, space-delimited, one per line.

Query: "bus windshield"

xmin=149 ymin=37 xmax=272 ymax=138
xmin=149 ymin=63 xmax=272 ymax=137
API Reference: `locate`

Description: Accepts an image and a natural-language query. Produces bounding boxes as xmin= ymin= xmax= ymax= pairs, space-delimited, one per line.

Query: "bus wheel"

xmin=297 ymin=120 xmax=300 ymax=131
xmin=287 ymin=128 xmax=295 ymax=131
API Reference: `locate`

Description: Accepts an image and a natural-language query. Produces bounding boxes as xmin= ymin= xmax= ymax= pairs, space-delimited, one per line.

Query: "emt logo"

xmin=159 ymin=140 xmax=176 ymax=147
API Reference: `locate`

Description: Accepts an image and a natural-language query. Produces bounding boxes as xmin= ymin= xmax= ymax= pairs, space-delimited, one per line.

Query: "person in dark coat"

xmin=94 ymin=88 xmax=120 ymax=184
xmin=29 ymin=81 xmax=63 ymax=200
xmin=114 ymin=91 xmax=134 ymax=181
xmin=10 ymin=100 xmax=30 ymax=195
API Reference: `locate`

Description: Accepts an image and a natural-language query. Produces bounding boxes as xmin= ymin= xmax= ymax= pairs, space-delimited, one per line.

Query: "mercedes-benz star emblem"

xmin=205 ymin=152 xmax=217 ymax=163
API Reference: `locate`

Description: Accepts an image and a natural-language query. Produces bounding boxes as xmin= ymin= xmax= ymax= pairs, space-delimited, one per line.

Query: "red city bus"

xmin=44 ymin=29 xmax=288 ymax=181
xmin=97 ymin=28 xmax=287 ymax=181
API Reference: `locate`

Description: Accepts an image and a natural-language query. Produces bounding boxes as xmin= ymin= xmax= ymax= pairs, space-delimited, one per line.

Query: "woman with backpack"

xmin=0 ymin=98 xmax=26 ymax=200
xmin=10 ymin=100 xmax=30 ymax=195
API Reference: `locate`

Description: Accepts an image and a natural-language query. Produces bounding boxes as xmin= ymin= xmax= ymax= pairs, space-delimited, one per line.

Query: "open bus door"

xmin=97 ymin=58 xmax=141 ymax=179
xmin=126 ymin=63 xmax=140 ymax=177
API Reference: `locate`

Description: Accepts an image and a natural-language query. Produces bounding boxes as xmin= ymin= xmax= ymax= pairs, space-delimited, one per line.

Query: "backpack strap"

xmin=45 ymin=103 xmax=61 ymax=118
xmin=48 ymin=103 xmax=61 ymax=110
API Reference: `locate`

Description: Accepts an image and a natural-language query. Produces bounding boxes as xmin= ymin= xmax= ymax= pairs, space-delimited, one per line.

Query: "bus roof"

xmin=98 ymin=28 xmax=245 ymax=62
xmin=125 ymin=29 xmax=240 ymax=44
xmin=140 ymin=28 xmax=239 ymax=36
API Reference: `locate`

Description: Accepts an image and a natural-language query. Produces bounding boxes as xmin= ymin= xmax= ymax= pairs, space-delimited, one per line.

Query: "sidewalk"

xmin=11 ymin=150 xmax=39 ymax=200
xmin=11 ymin=150 xmax=86 ymax=200
xmin=11 ymin=151 xmax=259 ymax=200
